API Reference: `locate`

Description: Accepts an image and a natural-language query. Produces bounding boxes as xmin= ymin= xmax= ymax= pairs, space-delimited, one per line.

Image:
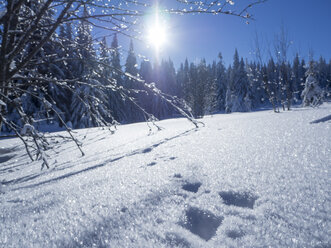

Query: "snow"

xmin=0 ymin=104 xmax=330 ymax=247
xmin=20 ymin=123 xmax=35 ymax=135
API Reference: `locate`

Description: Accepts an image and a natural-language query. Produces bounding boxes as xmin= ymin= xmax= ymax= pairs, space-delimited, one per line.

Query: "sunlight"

xmin=147 ymin=23 xmax=166 ymax=51
xmin=146 ymin=8 xmax=167 ymax=53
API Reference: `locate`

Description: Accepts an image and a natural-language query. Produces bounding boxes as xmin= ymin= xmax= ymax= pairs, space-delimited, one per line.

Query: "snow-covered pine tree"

xmin=176 ymin=63 xmax=185 ymax=99
xmin=247 ymin=61 xmax=265 ymax=108
xmin=98 ymin=36 xmax=126 ymax=123
xmin=150 ymin=59 xmax=176 ymax=119
xmin=139 ymin=60 xmax=154 ymax=113
xmin=291 ymin=54 xmax=305 ymax=103
xmin=204 ymin=61 xmax=218 ymax=114
xmin=242 ymin=58 xmax=253 ymax=112
xmin=124 ymin=40 xmax=144 ymax=123
xmin=181 ymin=59 xmax=191 ymax=103
xmin=301 ymin=61 xmax=324 ymax=107
xmin=216 ymin=53 xmax=227 ymax=111
xmin=225 ymin=50 xmax=239 ymax=113
xmin=189 ymin=59 xmax=208 ymax=118
xmin=70 ymin=79 xmax=111 ymax=128
xmin=266 ymin=58 xmax=280 ymax=112
xmin=70 ymin=8 xmax=111 ymax=128
xmin=226 ymin=50 xmax=250 ymax=113
xmin=110 ymin=34 xmax=123 ymax=86
xmin=99 ymin=37 xmax=111 ymax=76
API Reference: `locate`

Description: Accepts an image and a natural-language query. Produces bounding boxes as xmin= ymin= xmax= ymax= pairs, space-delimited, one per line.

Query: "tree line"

xmin=2 ymin=18 xmax=331 ymax=133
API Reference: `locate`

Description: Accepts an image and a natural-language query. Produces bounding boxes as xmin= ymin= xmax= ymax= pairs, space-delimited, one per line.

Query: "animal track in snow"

xmin=182 ymin=182 xmax=202 ymax=193
xmin=226 ymin=229 xmax=245 ymax=239
xmin=147 ymin=161 xmax=157 ymax=166
xmin=173 ymin=173 xmax=182 ymax=178
xmin=219 ymin=191 xmax=258 ymax=209
xmin=181 ymin=207 xmax=223 ymax=241
xmin=142 ymin=147 xmax=153 ymax=153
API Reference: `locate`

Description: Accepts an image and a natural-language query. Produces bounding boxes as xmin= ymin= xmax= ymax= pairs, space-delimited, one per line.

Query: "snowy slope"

xmin=0 ymin=104 xmax=330 ymax=248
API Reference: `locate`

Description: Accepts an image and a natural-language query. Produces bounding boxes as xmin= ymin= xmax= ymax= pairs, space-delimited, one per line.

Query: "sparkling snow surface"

xmin=0 ymin=104 xmax=330 ymax=247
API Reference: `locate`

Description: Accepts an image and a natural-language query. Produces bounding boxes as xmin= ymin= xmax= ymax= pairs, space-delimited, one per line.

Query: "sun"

xmin=146 ymin=9 xmax=167 ymax=52
xmin=147 ymin=23 xmax=166 ymax=51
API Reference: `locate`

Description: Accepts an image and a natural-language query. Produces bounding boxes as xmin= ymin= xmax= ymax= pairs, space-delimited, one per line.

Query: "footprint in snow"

xmin=226 ymin=229 xmax=246 ymax=239
xmin=182 ymin=182 xmax=202 ymax=193
xmin=142 ymin=147 xmax=153 ymax=153
xmin=181 ymin=207 xmax=223 ymax=241
xmin=219 ymin=191 xmax=258 ymax=209
xmin=147 ymin=161 xmax=157 ymax=167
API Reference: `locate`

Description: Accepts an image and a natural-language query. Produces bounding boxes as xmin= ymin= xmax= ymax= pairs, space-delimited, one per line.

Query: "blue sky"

xmin=116 ymin=0 xmax=331 ymax=68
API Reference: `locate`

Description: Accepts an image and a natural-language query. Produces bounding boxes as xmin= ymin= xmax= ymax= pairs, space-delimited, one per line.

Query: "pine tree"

xmin=301 ymin=61 xmax=323 ymax=107
xmin=70 ymin=79 xmax=110 ymax=128
xmin=74 ymin=7 xmax=96 ymax=76
xmin=317 ymin=56 xmax=328 ymax=90
xmin=98 ymin=36 xmax=124 ymax=122
xmin=225 ymin=49 xmax=240 ymax=113
xmin=225 ymin=50 xmax=250 ymax=112
xmin=124 ymin=40 xmax=143 ymax=122
xmin=205 ymin=61 xmax=218 ymax=114
xmin=125 ymin=40 xmax=139 ymax=88
xmin=327 ymin=60 xmax=331 ymax=99
xmin=247 ymin=62 xmax=265 ymax=108
xmin=216 ymin=53 xmax=227 ymax=111
xmin=139 ymin=60 xmax=154 ymax=113
xmin=188 ymin=60 xmax=208 ymax=118
xmin=182 ymin=59 xmax=191 ymax=103
xmin=70 ymin=8 xmax=111 ymax=128
xmin=266 ymin=58 xmax=280 ymax=112
xmin=110 ymin=34 xmax=122 ymax=86
xmin=292 ymin=54 xmax=305 ymax=102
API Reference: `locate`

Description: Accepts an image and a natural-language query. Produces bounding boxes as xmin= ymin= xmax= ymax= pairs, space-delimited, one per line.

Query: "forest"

xmin=1 ymin=13 xmax=330 ymax=132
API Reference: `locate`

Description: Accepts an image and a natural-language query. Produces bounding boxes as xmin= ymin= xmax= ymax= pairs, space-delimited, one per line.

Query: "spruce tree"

xmin=225 ymin=49 xmax=240 ymax=113
xmin=301 ymin=61 xmax=323 ymax=107
xmin=124 ymin=40 xmax=143 ymax=122
xmin=292 ymin=54 xmax=305 ymax=102
xmin=110 ymin=34 xmax=123 ymax=86
xmin=70 ymin=8 xmax=111 ymax=128
xmin=216 ymin=53 xmax=227 ymax=111
xmin=226 ymin=50 xmax=250 ymax=112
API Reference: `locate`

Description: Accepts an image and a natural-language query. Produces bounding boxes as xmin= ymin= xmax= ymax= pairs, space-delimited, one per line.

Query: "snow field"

xmin=0 ymin=104 xmax=330 ymax=247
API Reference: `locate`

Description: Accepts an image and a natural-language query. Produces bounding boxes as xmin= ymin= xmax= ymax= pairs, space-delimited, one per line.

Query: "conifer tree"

xmin=110 ymin=34 xmax=122 ymax=86
xmin=292 ymin=54 xmax=305 ymax=102
xmin=216 ymin=53 xmax=227 ymax=111
xmin=70 ymin=9 xmax=111 ymax=128
xmin=301 ymin=61 xmax=323 ymax=107
xmin=124 ymin=40 xmax=143 ymax=122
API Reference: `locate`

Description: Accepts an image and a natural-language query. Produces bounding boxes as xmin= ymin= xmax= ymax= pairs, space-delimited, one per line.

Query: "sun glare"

xmin=146 ymin=8 xmax=167 ymax=53
xmin=147 ymin=24 xmax=166 ymax=51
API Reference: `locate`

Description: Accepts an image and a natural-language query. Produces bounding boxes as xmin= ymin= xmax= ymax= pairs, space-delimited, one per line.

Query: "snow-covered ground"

xmin=0 ymin=104 xmax=330 ymax=248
